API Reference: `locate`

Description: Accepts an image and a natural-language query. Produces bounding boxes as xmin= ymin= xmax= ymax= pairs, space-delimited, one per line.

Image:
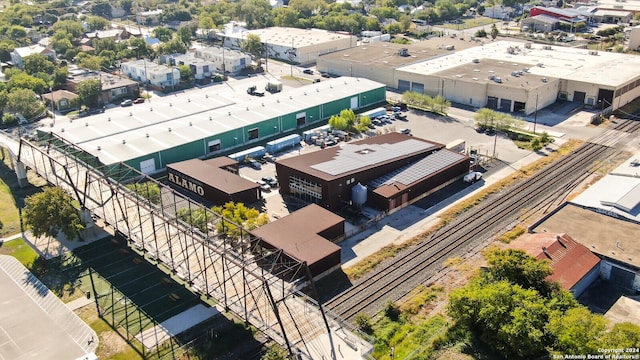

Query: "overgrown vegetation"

xmin=442 ymin=249 xmax=640 ymax=359
xmin=125 ymin=181 xmax=161 ymax=204
xmin=401 ymin=91 xmax=451 ymax=116
xmin=211 ymin=202 xmax=269 ymax=238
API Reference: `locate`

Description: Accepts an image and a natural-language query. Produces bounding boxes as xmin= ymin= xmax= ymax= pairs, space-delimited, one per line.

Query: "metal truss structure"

xmin=17 ymin=132 xmax=357 ymax=359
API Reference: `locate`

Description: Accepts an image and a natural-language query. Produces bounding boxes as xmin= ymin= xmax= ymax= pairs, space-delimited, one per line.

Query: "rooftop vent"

xmin=168 ymin=128 xmax=171 ymax=132
xmin=472 ymin=58 xmax=480 ymax=63
xmin=97 ymin=146 xmax=101 ymax=151
xmin=146 ymin=133 xmax=149 ymax=138
xmin=589 ymin=50 xmax=599 ymax=55
xmin=122 ymin=139 xmax=126 ymax=144
xmin=543 ymin=45 xmax=552 ymax=50
xmin=398 ymin=48 xmax=409 ymax=57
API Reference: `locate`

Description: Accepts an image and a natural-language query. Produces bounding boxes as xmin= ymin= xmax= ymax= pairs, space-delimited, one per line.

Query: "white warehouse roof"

xmin=229 ymin=27 xmax=353 ymax=48
xmin=47 ymin=77 xmax=383 ymax=165
xmin=397 ymin=40 xmax=640 ymax=88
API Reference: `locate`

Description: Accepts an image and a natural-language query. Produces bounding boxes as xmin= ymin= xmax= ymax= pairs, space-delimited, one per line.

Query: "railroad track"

xmin=325 ymin=119 xmax=640 ymax=321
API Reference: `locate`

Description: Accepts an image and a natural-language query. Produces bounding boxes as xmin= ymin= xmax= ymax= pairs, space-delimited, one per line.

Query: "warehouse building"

xmin=222 ymin=26 xmax=355 ymax=65
xmin=167 ymin=157 xmax=261 ymax=205
xmin=251 ymin=204 xmax=343 ymax=278
xmin=275 ymin=132 xmax=470 ymax=213
xmin=41 ymin=77 xmax=386 ymax=175
xmin=319 ymin=40 xmax=640 ymax=114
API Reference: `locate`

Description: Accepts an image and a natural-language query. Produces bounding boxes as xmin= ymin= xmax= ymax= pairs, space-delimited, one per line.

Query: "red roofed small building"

xmin=508 ymin=233 xmax=600 ymax=297
xmin=251 ymin=204 xmax=343 ymax=278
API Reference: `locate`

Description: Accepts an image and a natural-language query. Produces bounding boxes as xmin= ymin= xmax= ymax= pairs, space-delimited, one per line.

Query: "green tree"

xmin=90 ymin=1 xmax=112 ymax=19
xmin=156 ymin=39 xmax=188 ymax=56
xmin=242 ymin=33 xmax=264 ymax=59
xmin=212 ymin=202 xmax=269 ymax=239
xmin=177 ymin=26 xmax=192 ymax=47
xmin=177 ymin=207 xmax=213 ymax=233
xmin=7 ymin=72 xmax=48 ymax=94
xmin=23 ymin=187 xmax=85 ymax=240
xmin=126 ymin=182 xmax=161 ymax=204
xmin=83 ymin=15 xmax=110 ymax=31
xmin=547 ymin=307 xmax=607 ymax=355
xmin=53 ymin=67 xmax=69 ymax=89
xmin=178 ymin=64 xmax=194 ymax=83
xmin=76 ymin=79 xmax=102 ymax=109
xmin=448 ymin=279 xmax=550 ymax=358
xmin=153 ymin=26 xmax=174 ymax=43
xmin=602 ymin=323 xmax=640 ymax=348
xmin=486 ymin=249 xmax=557 ymax=297
xmin=490 ymin=23 xmax=499 ymax=39
xmin=7 ymin=88 xmax=45 ymax=120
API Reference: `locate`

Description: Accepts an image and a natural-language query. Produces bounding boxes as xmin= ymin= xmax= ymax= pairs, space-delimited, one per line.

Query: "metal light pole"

xmin=533 ymin=92 xmax=538 ymax=133
xmin=49 ymin=87 xmax=56 ymax=126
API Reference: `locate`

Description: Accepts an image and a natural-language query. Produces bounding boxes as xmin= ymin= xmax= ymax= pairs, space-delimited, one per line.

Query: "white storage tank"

xmin=351 ymin=183 xmax=368 ymax=208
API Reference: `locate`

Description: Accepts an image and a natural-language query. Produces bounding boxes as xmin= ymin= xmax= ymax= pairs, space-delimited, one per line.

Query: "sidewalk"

xmin=341 ymin=149 xmax=549 ymax=268
xmin=0 ymin=220 xmax=113 ymax=260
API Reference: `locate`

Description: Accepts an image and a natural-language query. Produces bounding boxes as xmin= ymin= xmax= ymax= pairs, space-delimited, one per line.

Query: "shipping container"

xmin=227 ymin=146 xmax=266 ymax=163
xmin=360 ymin=107 xmax=387 ymax=119
xmin=446 ymin=139 xmax=466 ymax=153
xmin=266 ymin=134 xmax=301 ymax=154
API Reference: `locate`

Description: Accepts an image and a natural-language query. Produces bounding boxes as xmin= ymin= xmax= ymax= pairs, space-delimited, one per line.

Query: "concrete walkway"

xmin=341 ymin=148 xmax=551 ymax=268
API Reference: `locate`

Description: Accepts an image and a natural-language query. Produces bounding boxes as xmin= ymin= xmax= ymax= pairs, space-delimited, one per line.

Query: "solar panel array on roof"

xmin=369 ymin=150 xmax=466 ymax=188
xmin=310 ymin=139 xmax=435 ymax=176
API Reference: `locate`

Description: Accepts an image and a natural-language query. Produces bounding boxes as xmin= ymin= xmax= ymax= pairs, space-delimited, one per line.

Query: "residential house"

xmin=84 ymin=29 xmax=131 ymax=43
xmin=194 ymin=46 xmax=250 ymax=75
xmin=66 ymin=68 xmax=140 ymax=105
xmin=42 ymin=89 xmax=79 ymax=112
xmin=120 ymin=59 xmax=180 ymax=90
xmin=10 ymin=45 xmax=56 ymax=68
xmin=508 ymin=233 xmax=601 ymax=297
xmin=160 ymin=53 xmax=217 ymax=82
xmin=136 ymin=9 xmax=163 ymax=26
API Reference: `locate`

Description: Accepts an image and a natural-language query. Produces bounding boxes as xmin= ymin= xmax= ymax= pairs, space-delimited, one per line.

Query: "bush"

xmin=2 ymin=113 xmax=18 ymax=126
xmin=384 ymin=301 xmax=401 ymax=321
xmin=354 ymin=313 xmax=373 ymax=335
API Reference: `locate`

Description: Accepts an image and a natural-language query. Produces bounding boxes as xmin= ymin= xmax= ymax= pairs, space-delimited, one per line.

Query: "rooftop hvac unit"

xmin=543 ymin=45 xmax=552 ymax=50
xmin=398 ymin=48 xmax=409 ymax=57
xmin=525 ymin=43 xmax=532 ymax=49
xmin=589 ymin=50 xmax=599 ymax=55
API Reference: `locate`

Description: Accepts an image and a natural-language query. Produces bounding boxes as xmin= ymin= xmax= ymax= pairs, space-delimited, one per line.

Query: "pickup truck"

xmin=463 ymin=172 xmax=483 ymax=184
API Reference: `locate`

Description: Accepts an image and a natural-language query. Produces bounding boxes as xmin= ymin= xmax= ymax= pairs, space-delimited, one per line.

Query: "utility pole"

xmin=533 ymin=92 xmax=538 ymax=133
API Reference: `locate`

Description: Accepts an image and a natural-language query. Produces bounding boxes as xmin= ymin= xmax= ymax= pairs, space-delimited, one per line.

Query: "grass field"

xmin=0 ymin=238 xmax=39 ymax=265
xmin=0 ymin=148 xmax=47 ymax=237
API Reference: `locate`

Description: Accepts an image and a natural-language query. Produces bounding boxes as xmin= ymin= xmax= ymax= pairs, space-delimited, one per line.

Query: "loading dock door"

xmin=610 ymin=266 xmax=635 ymax=289
xmin=499 ymin=99 xmax=512 ymax=112
xmin=487 ymin=96 xmax=498 ymax=110
xmin=398 ymin=80 xmax=410 ymax=93
xmin=573 ymin=91 xmax=586 ymax=104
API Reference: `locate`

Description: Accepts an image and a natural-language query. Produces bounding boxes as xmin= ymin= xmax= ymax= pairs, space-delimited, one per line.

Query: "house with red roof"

xmin=508 ymin=233 xmax=601 ymax=297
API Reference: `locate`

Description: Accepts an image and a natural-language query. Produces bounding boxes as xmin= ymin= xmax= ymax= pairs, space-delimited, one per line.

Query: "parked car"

xmin=261 ymin=176 xmax=278 ymax=188
xmin=120 ymin=99 xmax=133 ymax=107
xmin=249 ymin=160 xmax=262 ymax=170
xmin=133 ymin=97 xmax=145 ymax=104
xmin=256 ymin=180 xmax=271 ymax=191
xmin=321 ymin=73 xmax=331 ymax=78
xmin=313 ymin=78 xmax=321 ymax=83
xmin=303 ymin=69 xmax=314 ymax=75
xmin=398 ymin=128 xmax=411 ymax=135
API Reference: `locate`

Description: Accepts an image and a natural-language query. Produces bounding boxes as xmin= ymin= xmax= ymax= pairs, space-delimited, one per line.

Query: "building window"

xmin=248 ymin=128 xmax=259 ymax=140
xmin=289 ymin=176 xmax=322 ymax=203
xmin=208 ymin=139 xmax=221 ymax=153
